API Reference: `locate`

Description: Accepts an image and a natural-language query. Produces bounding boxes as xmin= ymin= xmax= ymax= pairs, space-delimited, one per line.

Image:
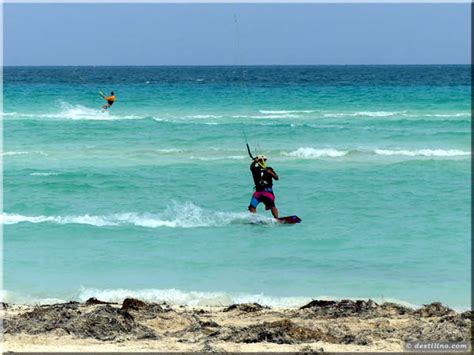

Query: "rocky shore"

xmin=2 ymin=298 xmax=471 ymax=352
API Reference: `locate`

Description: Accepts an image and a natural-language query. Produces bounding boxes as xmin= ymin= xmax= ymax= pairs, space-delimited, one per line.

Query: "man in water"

xmin=100 ymin=91 xmax=115 ymax=110
xmin=248 ymin=155 xmax=279 ymax=218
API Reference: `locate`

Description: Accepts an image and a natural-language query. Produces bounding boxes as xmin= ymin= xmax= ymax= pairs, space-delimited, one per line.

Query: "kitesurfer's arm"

xmin=99 ymin=92 xmax=113 ymax=101
xmin=266 ymin=167 xmax=279 ymax=180
xmin=250 ymin=160 xmax=258 ymax=171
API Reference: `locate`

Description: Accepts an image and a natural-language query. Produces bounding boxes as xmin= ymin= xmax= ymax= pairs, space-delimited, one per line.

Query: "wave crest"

xmin=259 ymin=110 xmax=316 ymax=114
xmin=1 ymin=287 xmax=419 ymax=309
xmin=2 ymin=151 xmax=48 ymax=157
xmin=282 ymin=148 xmax=348 ymax=158
xmin=374 ymin=149 xmax=470 ymax=157
xmin=5 ymin=102 xmax=143 ymax=121
xmin=1 ymin=202 xmax=275 ymax=228
xmin=282 ymin=147 xmax=471 ymax=159
xmin=29 ymin=172 xmax=60 ymax=176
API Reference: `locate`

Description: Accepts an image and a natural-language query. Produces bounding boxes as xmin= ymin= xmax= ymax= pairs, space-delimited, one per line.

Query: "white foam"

xmin=190 ymin=155 xmax=246 ymax=161
xmin=2 ymin=151 xmax=48 ymax=157
xmin=187 ymin=114 xmax=223 ymax=119
xmin=0 ymin=290 xmax=67 ymax=305
xmin=2 ymin=151 xmax=29 ymax=156
xmin=156 ymin=149 xmax=182 ymax=153
xmin=74 ymin=288 xmax=419 ymax=309
xmin=228 ymin=155 xmax=246 ymax=160
xmin=1 ymin=202 xmax=275 ymax=229
xmin=8 ymin=286 xmax=469 ymax=310
xmin=4 ymin=102 xmax=143 ymax=121
xmin=0 ymin=213 xmax=119 ymax=226
xmin=56 ymin=102 xmax=143 ymax=121
xmin=29 ymin=172 xmax=60 ymax=176
xmin=2 ymin=214 xmax=56 ymax=225
xmin=281 ymin=147 xmax=470 ymax=159
xmin=76 ymin=288 xmax=312 ymax=307
xmin=323 ymin=111 xmax=404 ymax=118
xmin=3 ymin=287 xmax=461 ymax=310
xmin=259 ymin=110 xmax=315 ymax=114
xmin=282 ymin=148 xmax=348 ymax=158
xmin=232 ymin=114 xmax=300 ymax=119
xmin=375 ymin=149 xmax=471 ymax=157
xmin=4 ymin=109 xmax=470 ymax=122
xmin=424 ymin=112 xmax=471 ymax=118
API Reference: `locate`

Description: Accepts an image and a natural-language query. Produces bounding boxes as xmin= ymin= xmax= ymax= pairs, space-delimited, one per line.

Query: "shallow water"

xmin=3 ymin=66 xmax=471 ymax=309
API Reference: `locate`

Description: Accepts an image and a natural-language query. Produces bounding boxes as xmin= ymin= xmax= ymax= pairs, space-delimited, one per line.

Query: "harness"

xmin=256 ymin=169 xmax=273 ymax=190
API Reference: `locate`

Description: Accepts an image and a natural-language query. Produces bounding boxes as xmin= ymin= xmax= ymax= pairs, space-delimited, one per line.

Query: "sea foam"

xmin=55 ymin=102 xmax=142 ymax=120
xmin=259 ymin=110 xmax=316 ymax=114
xmin=282 ymin=148 xmax=349 ymax=158
xmin=374 ymin=149 xmax=471 ymax=157
xmin=282 ymin=147 xmax=471 ymax=159
xmin=76 ymin=287 xmax=420 ymax=309
xmin=322 ymin=111 xmax=405 ymax=118
xmin=4 ymin=102 xmax=143 ymax=121
xmin=0 ymin=287 xmax=419 ymax=309
xmin=29 ymin=172 xmax=60 ymax=176
xmin=2 ymin=151 xmax=48 ymax=157
xmin=1 ymin=202 xmax=275 ymax=229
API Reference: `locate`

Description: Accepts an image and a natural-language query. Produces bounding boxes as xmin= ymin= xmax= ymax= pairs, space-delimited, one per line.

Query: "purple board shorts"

xmin=249 ymin=189 xmax=275 ymax=210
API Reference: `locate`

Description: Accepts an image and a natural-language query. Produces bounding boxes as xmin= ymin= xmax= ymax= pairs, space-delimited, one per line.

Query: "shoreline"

xmin=2 ymin=298 xmax=471 ymax=352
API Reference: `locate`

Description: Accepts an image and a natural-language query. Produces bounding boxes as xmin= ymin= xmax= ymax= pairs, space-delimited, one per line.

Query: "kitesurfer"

xmin=100 ymin=91 xmax=115 ymax=110
xmin=248 ymin=155 xmax=279 ymax=218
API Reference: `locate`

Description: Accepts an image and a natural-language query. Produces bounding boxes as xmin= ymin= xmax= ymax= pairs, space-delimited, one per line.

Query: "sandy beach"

xmin=2 ymin=298 xmax=471 ymax=352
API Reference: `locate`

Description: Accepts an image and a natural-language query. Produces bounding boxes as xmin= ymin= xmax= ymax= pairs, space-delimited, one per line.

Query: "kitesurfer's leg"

xmin=249 ymin=192 xmax=260 ymax=213
xmin=261 ymin=191 xmax=277 ymax=218
xmin=270 ymin=207 xmax=279 ymax=219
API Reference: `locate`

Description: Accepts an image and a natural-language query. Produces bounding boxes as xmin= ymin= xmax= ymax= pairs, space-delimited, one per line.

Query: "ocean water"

xmin=2 ymin=66 xmax=471 ymax=309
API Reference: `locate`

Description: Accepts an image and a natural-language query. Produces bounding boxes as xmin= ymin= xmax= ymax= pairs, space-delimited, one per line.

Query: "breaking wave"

xmin=190 ymin=155 xmax=246 ymax=161
xmin=259 ymin=110 xmax=316 ymax=114
xmin=29 ymin=172 xmax=60 ymax=176
xmin=425 ymin=113 xmax=471 ymax=118
xmin=0 ymin=287 xmax=419 ymax=309
xmin=5 ymin=102 xmax=143 ymax=121
xmin=1 ymin=202 xmax=275 ymax=228
xmin=281 ymin=147 xmax=471 ymax=159
xmin=282 ymin=148 xmax=349 ymax=158
xmin=77 ymin=288 xmax=419 ymax=309
xmin=374 ymin=149 xmax=470 ymax=157
xmin=156 ymin=148 xmax=182 ymax=153
xmin=77 ymin=288 xmax=314 ymax=307
xmin=186 ymin=114 xmax=223 ymax=119
xmin=2 ymin=151 xmax=48 ymax=157
xmin=3 ymin=105 xmax=470 ymax=123
xmin=233 ymin=114 xmax=300 ymax=119
xmin=322 ymin=111 xmax=405 ymax=118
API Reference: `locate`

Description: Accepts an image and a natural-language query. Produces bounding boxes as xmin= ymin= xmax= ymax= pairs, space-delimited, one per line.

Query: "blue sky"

xmin=4 ymin=3 xmax=470 ymax=65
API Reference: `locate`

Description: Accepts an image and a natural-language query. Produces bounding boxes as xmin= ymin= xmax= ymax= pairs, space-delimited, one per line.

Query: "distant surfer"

xmin=248 ymin=155 xmax=279 ymax=218
xmin=100 ymin=91 xmax=115 ymax=111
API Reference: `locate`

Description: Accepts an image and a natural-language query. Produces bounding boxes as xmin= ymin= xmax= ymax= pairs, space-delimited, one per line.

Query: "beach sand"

xmin=2 ymin=298 xmax=471 ymax=352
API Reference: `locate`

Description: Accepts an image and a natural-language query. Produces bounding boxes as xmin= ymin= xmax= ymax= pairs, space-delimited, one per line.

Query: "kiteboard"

xmin=277 ymin=215 xmax=302 ymax=224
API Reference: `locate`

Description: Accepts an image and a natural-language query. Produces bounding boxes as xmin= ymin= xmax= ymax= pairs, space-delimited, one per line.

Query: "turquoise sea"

xmin=2 ymin=66 xmax=471 ymax=309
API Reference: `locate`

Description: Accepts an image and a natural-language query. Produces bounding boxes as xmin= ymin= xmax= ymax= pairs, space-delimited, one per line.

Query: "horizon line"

xmin=4 ymin=63 xmax=470 ymax=67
